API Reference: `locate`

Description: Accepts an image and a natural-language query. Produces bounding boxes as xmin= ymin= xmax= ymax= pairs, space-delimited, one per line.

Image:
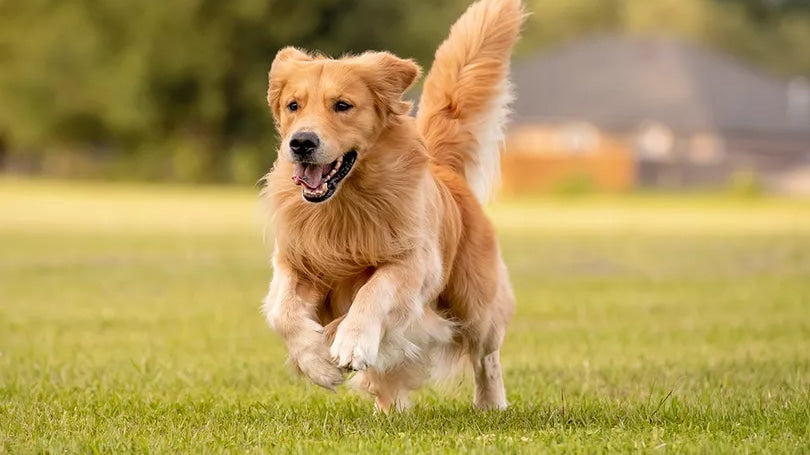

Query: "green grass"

xmin=1 ymin=178 xmax=809 ymax=453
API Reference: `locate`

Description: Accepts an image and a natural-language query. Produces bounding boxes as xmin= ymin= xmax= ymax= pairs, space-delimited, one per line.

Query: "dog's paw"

xmin=330 ymin=317 xmax=381 ymax=371
xmin=288 ymin=322 xmax=345 ymax=390
xmin=294 ymin=343 xmax=344 ymax=390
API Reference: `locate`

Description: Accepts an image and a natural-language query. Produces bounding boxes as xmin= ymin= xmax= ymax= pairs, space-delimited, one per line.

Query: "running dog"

xmin=262 ymin=0 xmax=524 ymax=411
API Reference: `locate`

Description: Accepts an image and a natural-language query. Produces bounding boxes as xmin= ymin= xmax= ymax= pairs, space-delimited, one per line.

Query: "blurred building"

xmin=505 ymin=36 xmax=810 ymax=194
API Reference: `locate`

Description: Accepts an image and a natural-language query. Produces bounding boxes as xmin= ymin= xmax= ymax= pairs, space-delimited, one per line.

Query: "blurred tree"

xmin=0 ymin=0 xmax=468 ymax=181
xmin=717 ymin=0 xmax=810 ymax=21
xmin=522 ymin=0 xmax=810 ymax=75
xmin=620 ymin=0 xmax=715 ymax=39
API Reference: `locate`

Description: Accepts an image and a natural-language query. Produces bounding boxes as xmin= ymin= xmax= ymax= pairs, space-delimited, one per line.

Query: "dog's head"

xmin=268 ymin=47 xmax=421 ymax=203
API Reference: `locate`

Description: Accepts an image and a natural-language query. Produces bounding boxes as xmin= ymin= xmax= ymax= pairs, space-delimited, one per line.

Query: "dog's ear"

xmin=268 ymin=47 xmax=314 ymax=122
xmin=356 ymin=51 xmax=422 ymax=117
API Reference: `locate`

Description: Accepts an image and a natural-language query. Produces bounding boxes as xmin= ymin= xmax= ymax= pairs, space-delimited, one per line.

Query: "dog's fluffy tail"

xmin=417 ymin=0 xmax=524 ymax=203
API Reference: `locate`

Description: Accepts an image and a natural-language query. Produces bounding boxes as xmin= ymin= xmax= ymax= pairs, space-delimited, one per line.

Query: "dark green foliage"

xmin=0 ymin=0 xmax=469 ymax=182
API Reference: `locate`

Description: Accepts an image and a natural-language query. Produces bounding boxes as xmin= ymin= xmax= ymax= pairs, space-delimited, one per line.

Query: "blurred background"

xmin=0 ymin=0 xmax=808 ymax=193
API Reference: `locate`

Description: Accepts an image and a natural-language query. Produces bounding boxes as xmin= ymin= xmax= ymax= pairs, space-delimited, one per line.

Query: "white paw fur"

xmin=330 ymin=317 xmax=382 ymax=371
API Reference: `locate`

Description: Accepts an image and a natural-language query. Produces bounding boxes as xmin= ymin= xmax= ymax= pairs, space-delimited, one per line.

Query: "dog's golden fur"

xmin=262 ymin=0 xmax=524 ymax=411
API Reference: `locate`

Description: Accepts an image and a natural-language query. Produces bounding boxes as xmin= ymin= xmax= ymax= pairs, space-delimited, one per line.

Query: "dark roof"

xmin=511 ymin=35 xmax=810 ymax=135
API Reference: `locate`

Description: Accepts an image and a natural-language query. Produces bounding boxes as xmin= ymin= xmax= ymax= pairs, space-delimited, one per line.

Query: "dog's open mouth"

xmin=291 ymin=150 xmax=357 ymax=203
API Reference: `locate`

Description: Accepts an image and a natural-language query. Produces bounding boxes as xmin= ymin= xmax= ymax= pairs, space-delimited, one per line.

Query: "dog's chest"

xmin=280 ymin=208 xmax=415 ymax=281
xmin=322 ymin=270 xmax=373 ymax=320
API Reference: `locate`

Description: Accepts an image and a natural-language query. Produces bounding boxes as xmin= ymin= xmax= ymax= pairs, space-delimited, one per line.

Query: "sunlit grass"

xmin=1 ymin=179 xmax=808 ymax=452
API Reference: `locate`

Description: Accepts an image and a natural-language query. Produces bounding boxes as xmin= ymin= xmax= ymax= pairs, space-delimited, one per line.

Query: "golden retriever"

xmin=262 ymin=0 xmax=524 ymax=411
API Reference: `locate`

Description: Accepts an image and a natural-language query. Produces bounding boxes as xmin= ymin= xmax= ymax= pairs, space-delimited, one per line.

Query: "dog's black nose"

xmin=289 ymin=132 xmax=320 ymax=157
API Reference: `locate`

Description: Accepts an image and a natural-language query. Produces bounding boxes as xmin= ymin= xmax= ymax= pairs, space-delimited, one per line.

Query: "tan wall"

xmin=502 ymin=125 xmax=636 ymax=193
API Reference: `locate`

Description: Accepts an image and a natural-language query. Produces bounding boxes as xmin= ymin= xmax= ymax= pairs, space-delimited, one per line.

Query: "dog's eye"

xmin=334 ymin=101 xmax=353 ymax=112
xmin=287 ymin=101 xmax=299 ymax=112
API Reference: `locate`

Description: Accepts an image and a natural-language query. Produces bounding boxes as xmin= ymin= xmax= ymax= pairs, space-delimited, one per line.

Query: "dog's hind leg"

xmin=467 ymin=260 xmax=514 ymax=410
xmin=472 ymin=348 xmax=507 ymax=410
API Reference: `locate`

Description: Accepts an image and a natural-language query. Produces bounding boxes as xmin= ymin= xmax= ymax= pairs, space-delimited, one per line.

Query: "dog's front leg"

xmin=330 ymin=260 xmax=424 ymax=371
xmin=263 ymin=259 xmax=343 ymax=390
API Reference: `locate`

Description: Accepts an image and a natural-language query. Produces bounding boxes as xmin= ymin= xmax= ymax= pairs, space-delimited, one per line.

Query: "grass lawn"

xmin=1 ymin=179 xmax=809 ymax=453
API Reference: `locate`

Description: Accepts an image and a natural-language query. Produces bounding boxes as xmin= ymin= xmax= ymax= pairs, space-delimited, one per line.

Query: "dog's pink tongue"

xmin=292 ymin=163 xmax=325 ymax=189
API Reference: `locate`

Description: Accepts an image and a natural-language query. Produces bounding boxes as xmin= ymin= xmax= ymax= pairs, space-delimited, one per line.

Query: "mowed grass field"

xmin=1 ymin=179 xmax=809 ymax=453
